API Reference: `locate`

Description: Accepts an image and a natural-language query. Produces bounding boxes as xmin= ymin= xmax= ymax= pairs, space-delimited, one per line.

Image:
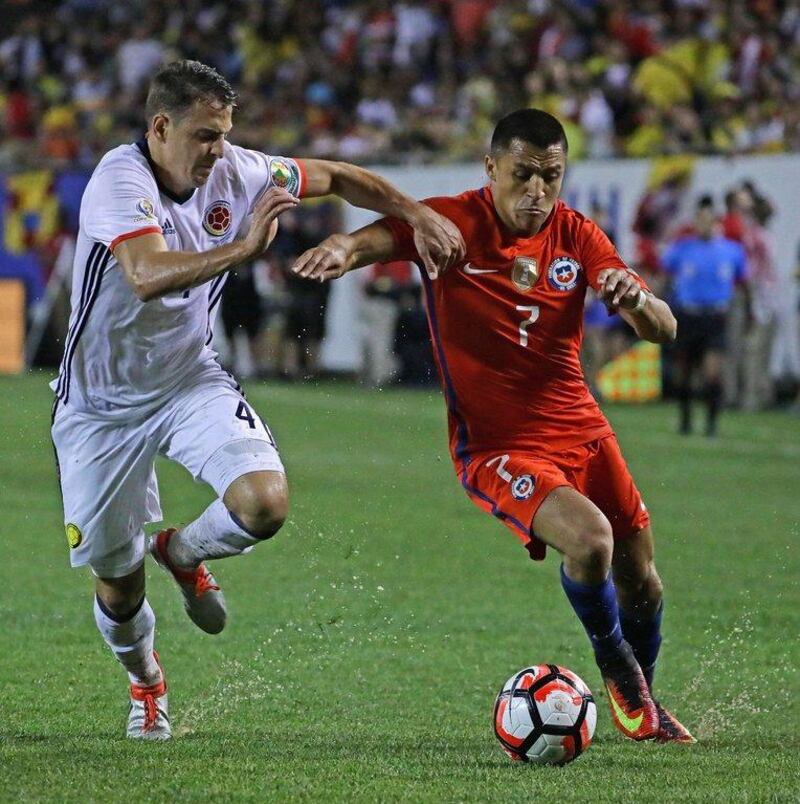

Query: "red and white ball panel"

xmin=496 ymin=693 xmax=535 ymax=746
xmin=499 ymin=666 xmax=543 ymax=694
xmin=557 ymin=666 xmax=592 ymax=695
xmin=581 ymin=697 xmax=597 ymax=740
xmin=535 ymin=679 xmax=586 ymax=727
xmin=528 ymin=732 xmax=574 ymax=764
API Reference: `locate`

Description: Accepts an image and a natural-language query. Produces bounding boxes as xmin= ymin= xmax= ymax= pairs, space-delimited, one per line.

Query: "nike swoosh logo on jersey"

xmin=607 ymin=688 xmax=644 ymax=734
xmin=462 ymin=263 xmax=498 ymax=275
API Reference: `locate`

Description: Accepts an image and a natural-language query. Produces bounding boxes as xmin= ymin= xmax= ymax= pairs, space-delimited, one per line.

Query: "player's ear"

xmin=485 ymin=154 xmax=497 ymax=182
xmin=151 ymin=113 xmax=169 ymax=143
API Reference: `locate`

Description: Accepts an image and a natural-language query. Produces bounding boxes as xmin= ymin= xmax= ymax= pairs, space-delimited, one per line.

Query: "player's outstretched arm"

xmin=597 ymin=268 xmax=677 ymax=344
xmin=115 ymin=188 xmax=298 ymax=302
xmin=291 ymin=222 xmax=397 ymax=282
xmin=300 ymin=159 xmax=464 ymax=278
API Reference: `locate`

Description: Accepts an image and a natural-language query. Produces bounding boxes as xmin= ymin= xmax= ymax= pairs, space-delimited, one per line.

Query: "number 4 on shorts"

xmin=235 ymin=400 xmax=257 ymax=428
xmin=235 ymin=400 xmax=277 ymax=446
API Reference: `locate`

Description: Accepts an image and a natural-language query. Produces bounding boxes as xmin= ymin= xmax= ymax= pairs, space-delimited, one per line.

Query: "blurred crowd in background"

xmin=2 ymin=0 xmax=800 ymax=168
xmin=1 ymin=0 xmax=799 ymax=412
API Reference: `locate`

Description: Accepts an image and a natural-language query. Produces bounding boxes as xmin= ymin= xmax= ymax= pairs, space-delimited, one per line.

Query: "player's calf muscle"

xmin=612 ymin=529 xmax=663 ymax=611
xmin=95 ymin=568 xmax=145 ymax=617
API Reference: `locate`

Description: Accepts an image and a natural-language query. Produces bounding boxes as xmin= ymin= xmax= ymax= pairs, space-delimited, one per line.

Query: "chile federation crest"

xmin=511 ymin=474 xmax=535 ymax=501
xmin=547 ymin=256 xmax=582 ymax=291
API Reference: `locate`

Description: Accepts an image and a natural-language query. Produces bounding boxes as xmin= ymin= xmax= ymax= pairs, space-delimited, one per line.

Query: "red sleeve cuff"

xmin=377 ymin=217 xmax=400 ymax=246
xmin=110 ymin=226 xmax=162 ymax=253
xmin=378 ymin=216 xmax=417 ymax=260
xmin=295 ymin=158 xmax=308 ymax=199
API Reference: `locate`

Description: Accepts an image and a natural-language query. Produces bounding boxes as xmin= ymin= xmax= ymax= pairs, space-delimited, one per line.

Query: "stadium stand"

xmin=1 ymin=0 xmax=798 ymax=406
xmin=1 ymin=0 xmax=799 ymax=169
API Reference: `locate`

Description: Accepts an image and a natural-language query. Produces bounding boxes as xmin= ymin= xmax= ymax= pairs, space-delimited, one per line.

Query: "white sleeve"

xmin=83 ymin=162 xmax=162 ymax=251
xmin=228 ymin=144 xmax=306 ymax=214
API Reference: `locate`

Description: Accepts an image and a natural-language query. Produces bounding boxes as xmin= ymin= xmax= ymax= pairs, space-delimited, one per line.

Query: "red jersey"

xmin=382 ymin=188 xmax=646 ymax=465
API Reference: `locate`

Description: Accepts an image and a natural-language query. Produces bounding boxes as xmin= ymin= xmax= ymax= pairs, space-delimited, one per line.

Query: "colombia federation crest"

xmin=203 ymin=200 xmax=232 ymax=237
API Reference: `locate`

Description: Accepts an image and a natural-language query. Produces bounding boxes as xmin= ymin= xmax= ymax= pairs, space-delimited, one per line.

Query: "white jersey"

xmin=52 ymin=140 xmax=304 ymax=418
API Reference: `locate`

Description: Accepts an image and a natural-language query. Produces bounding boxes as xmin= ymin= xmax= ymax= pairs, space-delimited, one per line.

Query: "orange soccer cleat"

xmin=150 ymin=527 xmax=227 ymax=634
xmin=654 ymin=701 xmax=696 ymax=744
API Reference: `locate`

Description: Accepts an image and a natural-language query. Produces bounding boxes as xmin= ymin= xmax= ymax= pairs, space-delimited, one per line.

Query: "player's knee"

xmin=228 ymin=474 xmax=289 ymax=540
xmin=616 ymin=558 xmax=663 ymax=607
xmin=643 ymin=565 xmax=663 ymax=603
xmin=573 ymin=519 xmax=614 ymax=575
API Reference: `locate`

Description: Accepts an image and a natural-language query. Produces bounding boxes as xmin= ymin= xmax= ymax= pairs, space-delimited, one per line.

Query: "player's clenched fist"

xmin=597 ymin=268 xmax=646 ymax=311
xmin=244 ymin=187 xmax=299 ymax=257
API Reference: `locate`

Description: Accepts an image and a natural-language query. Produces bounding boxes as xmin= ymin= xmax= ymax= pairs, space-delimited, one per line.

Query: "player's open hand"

xmin=410 ymin=206 xmax=466 ymax=280
xmin=291 ymin=234 xmax=354 ymax=282
xmin=598 ymin=268 xmax=643 ymax=311
xmin=244 ymin=187 xmax=299 ymax=257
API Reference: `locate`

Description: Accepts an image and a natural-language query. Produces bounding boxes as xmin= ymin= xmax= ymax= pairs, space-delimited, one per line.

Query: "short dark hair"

xmin=697 ymin=194 xmax=715 ymax=210
xmin=490 ymin=109 xmax=569 ymax=155
xmin=145 ymin=60 xmax=237 ymax=122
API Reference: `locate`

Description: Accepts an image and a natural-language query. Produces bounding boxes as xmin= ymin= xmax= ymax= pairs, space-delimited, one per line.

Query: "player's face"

xmin=485 ymin=140 xmax=566 ymax=236
xmin=155 ymin=100 xmax=233 ymax=192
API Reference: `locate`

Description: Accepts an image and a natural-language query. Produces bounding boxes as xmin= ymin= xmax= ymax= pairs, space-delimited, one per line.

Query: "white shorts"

xmin=51 ymin=367 xmax=284 ymax=578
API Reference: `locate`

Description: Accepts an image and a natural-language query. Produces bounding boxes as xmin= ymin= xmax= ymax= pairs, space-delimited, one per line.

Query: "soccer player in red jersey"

xmin=293 ymin=109 xmax=693 ymax=744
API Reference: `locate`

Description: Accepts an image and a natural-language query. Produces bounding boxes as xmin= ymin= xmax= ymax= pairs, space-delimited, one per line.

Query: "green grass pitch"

xmin=1 ymin=372 xmax=798 ymax=802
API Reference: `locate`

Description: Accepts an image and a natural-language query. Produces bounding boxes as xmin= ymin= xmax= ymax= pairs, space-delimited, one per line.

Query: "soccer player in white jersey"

xmin=51 ymin=60 xmax=464 ymax=740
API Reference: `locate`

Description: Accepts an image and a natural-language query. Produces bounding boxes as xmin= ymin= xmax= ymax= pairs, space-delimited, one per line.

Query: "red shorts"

xmin=460 ymin=436 xmax=650 ymax=560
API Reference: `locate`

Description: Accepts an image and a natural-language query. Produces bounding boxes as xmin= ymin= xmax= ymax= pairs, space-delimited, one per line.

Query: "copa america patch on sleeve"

xmin=133 ymin=197 xmax=157 ymax=223
xmin=268 ymin=157 xmax=301 ymax=197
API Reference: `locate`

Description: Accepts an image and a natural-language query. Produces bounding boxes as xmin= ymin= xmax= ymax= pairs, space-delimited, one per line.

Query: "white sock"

xmin=93 ymin=596 xmax=161 ymax=687
xmin=169 ymin=499 xmax=260 ymax=567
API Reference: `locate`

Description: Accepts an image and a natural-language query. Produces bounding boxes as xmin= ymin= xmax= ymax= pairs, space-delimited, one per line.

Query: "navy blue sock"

xmin=619 ymin=602 xmax=663 ymax=689
xmin=560 ymin=564 xmax=623 ymax=662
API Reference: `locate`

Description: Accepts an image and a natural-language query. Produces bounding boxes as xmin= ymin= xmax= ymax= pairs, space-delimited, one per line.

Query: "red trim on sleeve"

xmin=295 ymin=158 xmax=308 ymax=199
xmin=378 ymin=216 xmax=419 ymax=262
xmin=110 ymin=226 xmax=162 ymax=253
xmin=377 ymin=217 xmax=400 ymax=248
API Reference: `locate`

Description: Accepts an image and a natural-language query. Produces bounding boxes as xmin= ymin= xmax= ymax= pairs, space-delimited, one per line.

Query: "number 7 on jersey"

xmin=516 ymin=305 xmax=540 ymax=347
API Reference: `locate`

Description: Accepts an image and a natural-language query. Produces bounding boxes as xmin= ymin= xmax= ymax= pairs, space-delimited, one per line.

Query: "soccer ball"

xmin=493 ymin=664 xmax=596 ymax=765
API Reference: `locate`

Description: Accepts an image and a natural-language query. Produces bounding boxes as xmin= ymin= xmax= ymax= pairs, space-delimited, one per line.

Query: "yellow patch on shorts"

xmin=66 ymin=523 xmax=82 ymax=549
